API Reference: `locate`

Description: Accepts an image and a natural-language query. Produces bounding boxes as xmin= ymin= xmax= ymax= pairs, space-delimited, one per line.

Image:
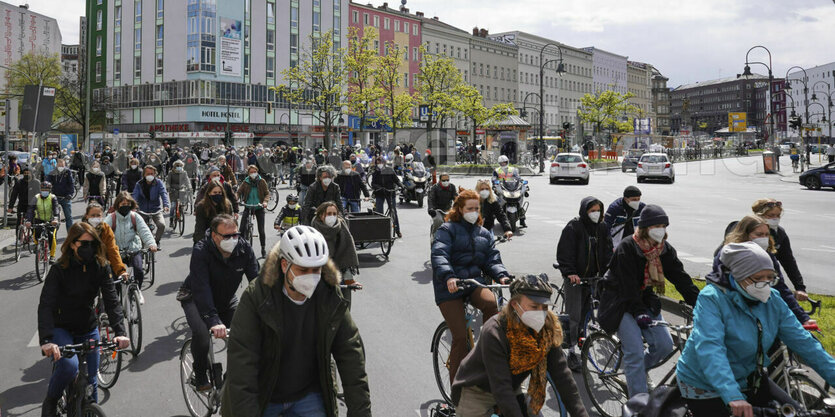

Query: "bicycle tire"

xmin=546 ymin=373 xmax=567 ymax=417
xmin=14 ymin=225 xmax=22 ymax=262
xmin=97 ymin=314 xmax=122 ymax=389
xmin=178 ymin=207 xmax=185 ymax=236
xmin=180 ymin=339 xmax=213 ymax=417
xmin=35 ymin=239 xmax=48 ymax=282
xmin=128 ymin=289 xmax=143 ymax=356
xmin=787 ymin=370 xmax=827 ymax=410
xmin=81 ymin=402 xmax=108 ymax=416
xmin=141 ymin=251 xmax=155 ymax=290
xmin=267 ymin=188 xmax=279 ymax=211
xmin=581 ymin=332 xmax=627 ymax=417
xmin=431 ymin=322 xmax=455 ymax=404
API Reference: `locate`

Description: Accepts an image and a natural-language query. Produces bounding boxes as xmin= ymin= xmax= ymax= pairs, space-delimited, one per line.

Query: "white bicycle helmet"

xmin=498 ymin=155 xmax=509 ymax=164
xmin=405 ymin=154 xmax=414 ymax=162
xmin=279 ymin=226 xmax=330 ymax=268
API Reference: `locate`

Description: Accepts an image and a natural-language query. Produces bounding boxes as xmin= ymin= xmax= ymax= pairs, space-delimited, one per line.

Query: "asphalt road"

xmin=0 ymin=154 xmax=832 ymax=417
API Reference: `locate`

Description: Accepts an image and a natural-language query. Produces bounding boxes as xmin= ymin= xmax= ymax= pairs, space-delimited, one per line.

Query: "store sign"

xmin=202 ymin=123 xmax=250 ymax=133
xmin=149 ymin=124 xmax=191 ymax=132
xmin=219 ymin=18 xmax=243 ymax=77
xmin=188 ymin=106 xmax=244 ymax=123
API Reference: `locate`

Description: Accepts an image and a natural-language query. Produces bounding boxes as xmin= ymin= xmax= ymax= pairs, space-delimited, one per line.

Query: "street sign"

xmin=113 ymin=128 xmax=120 ymax=135
xmin=633 ymin=118 xmax=652 ymax=135
xmin=419 ymin=105 xmax=430 ymax=122
xmin=728 ymin=112 xmax=747 ymax=132
xmin=43 ymin=87 xmax=56 ymax=97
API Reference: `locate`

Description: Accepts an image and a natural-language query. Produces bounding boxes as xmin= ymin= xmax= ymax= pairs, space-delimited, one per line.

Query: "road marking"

xmin=802 ymin=247 xmax=835 ymax=253
xmin=27 ymin=331 xmax=39 ymax=348
xmin=822 ymin=245 xmax=835 ymax=250
xmin=681 ymin=257 xmax=714 ymax=264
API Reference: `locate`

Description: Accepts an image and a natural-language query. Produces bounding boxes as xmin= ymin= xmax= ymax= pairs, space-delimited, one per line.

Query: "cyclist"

xmin=179 ymin=214 xmax=259 ymax=392
xmin=310 ymin=201 xmax=362 ymax=308
xmin=7 ymin=166 xmax=39 ymax=220
xmin=237 ymin=164 xmax=270 ymax=258
xmin=474 ymin=179 xmax=512 ymax=240
xmin=100 ymin=155 xmax=120 ymax=195
xmin=676 ymin=242 xmax=835 ymax=417
xmin=556 ymin=196 xmax=613 ymax=371
xmin=38 ymin=222 xmax=130 ymax=413
xmin=300 ymin=165 xmax=341 ymax=225
xmin=166 ymin=159 xmax=193 ymax=229
xmin=70 ymin=149 xmax=86 ymax=184
xmin=193 ymin=181 xmax=234 ymax=244
xmin=132 ymin=165 xmax=170 ymax=246
xmin=370 ymin=156 xmax=403 ymax=237
xmin=46 ymin=158 xmax=74 ymax=233
xmin=431 ymin=190 xmax=512 ymax=385
xmin=121 ymin=158 xmax=143 ymax=198
xmin=83 ymin=161 xmax=106 ymax=205
xmin=222 ymin=225 xmax=371 ymax=417
xmin=25 ymin=181 xmax=60 ymax=263
xmin=751 ymin=199 xmax=808 ymax=301
xmin=274 ymin=194 xmax=301 ymax=232
xmin=195 ymin=166 xmax=240 ymax=215
xmin=603 ymin=186 xmax=646 ymax=248
xmin=492 ymin=155 xmax=527 ymax=228
xmin=105 ymin=192 xmax=158 ymax=288
xmin=597 ymin=204 xmax=699 ymax=399
xmin=451 ymin=275 xmax=589 ymax=417
xmin=428 ymin=172 xmax=457 ymax=243
xmin=335 ymin=160 xmax=370 ymax=213
xmin=82 ymin=202 xmax=127 ymax=283
xmin=296 ymin=158 xmax=318 ymax=206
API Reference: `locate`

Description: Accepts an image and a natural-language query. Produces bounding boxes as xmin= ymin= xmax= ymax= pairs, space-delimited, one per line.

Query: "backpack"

xmin=111 ymin=211 xmax=137 ymax=233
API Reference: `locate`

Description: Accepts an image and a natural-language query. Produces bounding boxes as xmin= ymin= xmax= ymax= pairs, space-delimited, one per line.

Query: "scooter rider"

xmin=428 ymin=173 xmax=458 ymax=245
xmin=492 ymin=155 xmax=527 ymax=228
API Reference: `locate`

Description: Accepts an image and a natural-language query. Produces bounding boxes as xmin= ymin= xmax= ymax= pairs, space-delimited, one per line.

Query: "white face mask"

xmin=87 ymin=217 xmax=102 ymax=227
xmin=324 ymin=215 xmax=338 ymax=227
xmin=766 ymin=218 xmax=780 ymax=230
xmin=377 ymin=164 xmax=384 ymax=170
xmin=145 ymin=175 xmax=155 ymax=182
xmin=343 ymin=169 xmax=352 ymax=175
xmin=92 ymin=168 xmax=101 ymax=173
xmin=515 ymin=304 xmax=547 ymax=332
xmin=57 ymin=166 xmax=66 ymax=172
xmin=176 ymin=167 xmax=183 ymax=172
xmin=752 ymin=237 xmax=770 ymax=251
xmin=219 ymin=237 xmax=238 ymax=253
xmin=648 ymin=227 xmax=666 ymax=243
xmin=441 ymin=181 xmax=450 ymax=187
xmin=741 ymin=280 xmax=772 ymax=303
xmin=588 ymin=211 xmax=601 ymax=223
xmin=130 ymin=164 xmax=138 ymax=170
xmin=211 ymin=176 xmax=221 ymax=183
xmin=479 ymin=190 xmax=490 ymax=199
xmin=627 ymin=200 xmax=640 ymax=211
xmin=463 ymin=211 xmax=479 ymax=224
xmin=287 ymin=266 xmax=321 ymax=299
xmin=249 ymin=173 xmax=258 ymax=179
xmin=321 ymin=178 xmax=332 ymax=186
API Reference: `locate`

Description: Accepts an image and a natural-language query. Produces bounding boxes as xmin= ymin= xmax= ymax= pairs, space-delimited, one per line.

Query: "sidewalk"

xmin=775 ymin=156 xmax=827 ymax=183
xmin=0 ymin=227 xmax=15 ymax=251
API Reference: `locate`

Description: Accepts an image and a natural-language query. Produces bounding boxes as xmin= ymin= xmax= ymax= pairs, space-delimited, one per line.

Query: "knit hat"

xmin=719 ymin=242 xmax=775 ymax=281
xmin=207 ymin=166 xmax=220 ymax=176
xmin=623 ymin=185 xmax=642 ymax=198
xmin=637 ymin=204 xmax=669 ymax=228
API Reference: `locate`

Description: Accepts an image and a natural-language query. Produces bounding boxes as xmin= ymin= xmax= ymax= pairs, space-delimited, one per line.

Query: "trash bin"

xmin=763 ymin=151 xmax=776 ymax=174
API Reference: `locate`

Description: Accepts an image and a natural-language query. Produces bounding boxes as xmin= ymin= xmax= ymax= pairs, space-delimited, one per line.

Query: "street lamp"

xmin=812 ymin=81 xmax=833 ymax=145
xmin=785 ymin=65 xmax=810 ymax=171
xmin=538 ymin=43 xmax=565 ymax=172
xmin=741 ymin=45 xmax=775 ymax=146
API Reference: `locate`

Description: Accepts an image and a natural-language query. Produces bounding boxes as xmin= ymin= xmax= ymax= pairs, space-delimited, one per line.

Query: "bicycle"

xmin=117 ymin=250 xmax=145 ymax=356
xmin=173 ymin=198 xmax=188 ymax=237
xmin=31 ymin=223 xmax=57 ymax=283
xmin=263 ymin=174 xmax=279 ymax=212
xmin=104 ymin=177 xmax=118 ymax=210
xmin=96 ymin=305 xmax=124 ymax=390
xmin=136 ymin=211 xmax=160 ymax=289
xmin=180 ymin=329 xmax=229 ymax=417
xmin=69 ymin=169 xmax=80 ymax=200
xmin=14 ymin=213 xmax=33 ymax=262
xmin=240 ymin=203 xmax=262 ymax=245
xmin=47 ymin=339 xmax=118 ymax=417
xmin=580 ymin=300 xmax=694 ymax=417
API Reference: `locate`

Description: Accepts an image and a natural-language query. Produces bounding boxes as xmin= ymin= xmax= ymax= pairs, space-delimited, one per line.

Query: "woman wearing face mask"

xmin=451 ymin=275 xmax=588 ymax=417
xmin=165 ymin=160 xmax=193 ymax=228
xmin=193 ymin=182 xmax=233 ymax=244
xmin=82 ymin=202 xmax=127 ymax=282
xmin=295 ymin=159 xmax=318 ymax=207
xmin=83 ymin=161 xmax=106 ymax=205
xmin=37 ymin=222 xmax=130 ymax=414
xmin=475 ymin=179 xmax=512 ymax=240
xmin=556 ymin=196 xmax=613 ymax=371
xmin=750 ymin=199 xmax=808 ymax=302
xmin=431 ymin=190 xmax=512 ymax=386
xmin=104 ymin=192 xmax=158 ymax=287
xmin=676 ymin=242 xmax=835 ymax=417
xmin=597 ymin=204 xmax=699 ymax=400
xmin=236 ymin=165 xmax=270 ymax=258
xmin=195 ymin=166 xmax=240 ymax=215
xmin=300 ymin=165 xmax=342 ymax=225
xmin=311 ymin=201 xmax=362 ymax=308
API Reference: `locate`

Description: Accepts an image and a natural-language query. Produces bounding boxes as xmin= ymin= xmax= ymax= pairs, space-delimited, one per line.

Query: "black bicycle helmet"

xmin=286 ymin=194 xmax=298 ymax=203
xmin=509 ymin=274 xmax=553 ymax=304
xmin=40 ymin=181 xmax=53 ymax=190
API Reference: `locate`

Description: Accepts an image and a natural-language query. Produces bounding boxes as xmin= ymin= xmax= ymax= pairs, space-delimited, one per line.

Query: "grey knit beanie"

xmin=719 ymin=242 xmax=775 ymax=281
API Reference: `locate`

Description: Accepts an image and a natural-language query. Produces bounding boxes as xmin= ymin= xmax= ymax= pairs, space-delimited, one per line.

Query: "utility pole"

xmin=2 ymin=98 xmax=9 ymax=227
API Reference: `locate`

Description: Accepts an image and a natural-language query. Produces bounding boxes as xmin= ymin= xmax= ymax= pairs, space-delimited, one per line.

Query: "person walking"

xmin=827 ymin=143 xmax=835 ymax=164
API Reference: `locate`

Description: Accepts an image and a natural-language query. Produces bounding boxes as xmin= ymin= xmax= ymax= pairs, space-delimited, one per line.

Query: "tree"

xmin=375 ymin=41 xmax=417 ymax=144
xmin=457 ymin=84 xmax=517 ymax=145
xmin=345 ymin=26 xmax=383 ymax=145
xmin=577 ymin=90 xmax=638 ymax=146
xmin=416 ymin=46 xmax=464 ymax=139
xmin=281 ymin=30 xmax=346 ymax=150
xmin=53 ymin=71 xmax=115 ymax=136
xmin=4 ymin=52 xmax=62 ymax=127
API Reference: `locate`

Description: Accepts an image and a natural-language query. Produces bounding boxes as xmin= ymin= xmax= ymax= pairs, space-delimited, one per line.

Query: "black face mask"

xmin=76 ymin=241 xmax=98 ymax=263
xmin=117 ymin=206 xmax=132 ymax=216
xmin=210 ymin=194 xmax=224 ymax=205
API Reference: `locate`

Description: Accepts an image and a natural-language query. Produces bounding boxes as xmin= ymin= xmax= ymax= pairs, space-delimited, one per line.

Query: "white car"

xmin=636 ymin=153 xmax=675 ymax=183
xmin=549 ymin=153 xmax=590 ymax=185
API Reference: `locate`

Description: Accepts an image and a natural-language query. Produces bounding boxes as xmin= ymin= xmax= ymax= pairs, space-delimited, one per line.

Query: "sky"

xmin=22 ymin=0 xmax=835 ymax=88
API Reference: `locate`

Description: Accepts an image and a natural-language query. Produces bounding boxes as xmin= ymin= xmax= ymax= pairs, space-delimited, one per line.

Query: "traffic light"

xmin=224 ymin=130 xmax=232 ymax=144
xmin=562 ymin=122 xmax=571 ymax=130
xmin=149 ymin=129 xmax=156 ymax=140
xmin=789 ymin=117 xmax=802 ymax=130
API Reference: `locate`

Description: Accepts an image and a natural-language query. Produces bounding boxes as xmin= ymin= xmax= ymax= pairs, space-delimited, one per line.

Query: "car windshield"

xmin=556 ymin=154 xmax=583 ymax=163
xmin=627 ymin=150 xmax=643 ymax=157
xmin=640 ymin=155 xmax=668 ymax=163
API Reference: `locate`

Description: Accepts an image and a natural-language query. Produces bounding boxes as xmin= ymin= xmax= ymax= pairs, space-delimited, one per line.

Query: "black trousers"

xmin=181 ymin=299 xmax=235 ymax=381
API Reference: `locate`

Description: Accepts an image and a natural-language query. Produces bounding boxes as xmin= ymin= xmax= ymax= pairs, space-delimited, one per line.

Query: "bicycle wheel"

xmin=267 ymin=188 xmax=279 ymax=211
xmin=581 ymin=332 xmax=627 ymax=417
xmin=787 ymin=370 xmax=827 ymax=410
xmin=178 ymin=208 xmax=185 ymax=236
xmin=81 ymin=402 xmax=107 ymax=416
xmin=127 ymin=288 xmax=143 ymax=356
xmin=97 ymin=314 xmax=122 ymax=389
xmin=35 ymin=239 xmax=48 ymax=282
xmin=141 ymin=251 xmax=155 ymax=290
xmin=431 ymin=322 xmax=455 ymax=404
xmin=545 ymin=373 xmax=567 ymax=417
xmin=180 ymin=339 xmax=213 ymax=417
xmin=14 ymin=225 xmax=22 ymax=262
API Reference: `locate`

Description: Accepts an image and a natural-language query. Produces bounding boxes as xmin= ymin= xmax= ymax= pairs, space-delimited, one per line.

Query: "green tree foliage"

xmin=416 ymin=46 xmax=464 ymax=131
xmin=345 ymin=26 xmax=383 ymax=139
xmin=375 ymin=41 xmax=417 ymax=141
xmin=4 ymin=52 xmax=62 ymax=128
xmin=457 ymin=84 xmax=517 ymax=143
xmin=578 ymin=90 xmax=638 ymax=143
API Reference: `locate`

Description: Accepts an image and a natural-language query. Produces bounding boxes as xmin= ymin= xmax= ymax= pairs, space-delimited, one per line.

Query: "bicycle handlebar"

xmin=752 ymin=404 xmax=835 ymax=417
xmin=44 ymin=340 xmax=119 ymax=358
xmin=339 ymin=283 xmax=363 ymax=291
xmin=804 ymin=298 xmax=822 ymax=316
xmin=455 ymin=278 xmax=510 ymax=290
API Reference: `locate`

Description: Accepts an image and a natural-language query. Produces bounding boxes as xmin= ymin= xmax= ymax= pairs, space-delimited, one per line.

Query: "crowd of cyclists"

xmin=2 ymin=140 xmax=832 ymax=417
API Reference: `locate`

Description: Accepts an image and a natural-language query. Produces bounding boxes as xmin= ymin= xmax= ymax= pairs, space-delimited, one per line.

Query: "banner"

xmin=60 ymin=134 xmax=78 ymax=151
xmin=219 ymin=18 xmax=243 ymax=77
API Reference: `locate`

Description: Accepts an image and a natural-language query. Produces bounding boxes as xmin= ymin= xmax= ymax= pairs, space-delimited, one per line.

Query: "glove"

xmin=635 ymin=314 xmax=652 ymax=330
xmin=428 ymin=209 xmax=436 ymax=217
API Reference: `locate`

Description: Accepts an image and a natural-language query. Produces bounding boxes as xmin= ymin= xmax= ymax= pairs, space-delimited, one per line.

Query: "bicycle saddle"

xmin=622 ymin=393 xmax=650 ymax=417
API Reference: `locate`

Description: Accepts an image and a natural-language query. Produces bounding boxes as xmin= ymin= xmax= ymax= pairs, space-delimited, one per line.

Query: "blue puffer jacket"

xmin=132 ymin=178 xmax=171 ymax=213
xmin=676 ymin=270 xmax=835 ymax=405
xmin=431 ymin=220 xmax=509 ymax=305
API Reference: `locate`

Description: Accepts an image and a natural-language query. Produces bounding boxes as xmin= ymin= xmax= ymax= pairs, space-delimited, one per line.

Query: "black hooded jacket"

xmin=557 ymin=196 xmax=613 ymax=279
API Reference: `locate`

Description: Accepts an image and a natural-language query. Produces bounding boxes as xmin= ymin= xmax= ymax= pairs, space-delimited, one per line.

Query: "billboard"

xmin=219 ymin=18 xmax=243 ymax=77
xmin=60 ymin=134 xmax=78 ymax=151
xmin=728 ymin=112 xmax=747 ymax=132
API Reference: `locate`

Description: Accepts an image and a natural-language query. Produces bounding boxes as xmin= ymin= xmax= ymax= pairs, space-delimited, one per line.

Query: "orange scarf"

xmin=506 ymin=313 xmax=556 ymax=415
xmin=632 ymin=230 xmax=666 ymax=293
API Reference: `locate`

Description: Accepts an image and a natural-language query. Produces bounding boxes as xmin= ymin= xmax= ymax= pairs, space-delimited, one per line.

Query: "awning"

xmin=492 ymin=115 xmax=531 ymax=128
xmin=714 ymin=127 xmax=758 ymax=133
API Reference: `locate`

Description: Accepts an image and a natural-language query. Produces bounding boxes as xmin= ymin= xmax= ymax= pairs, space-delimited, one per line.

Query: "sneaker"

xmin=567 ymin=352 xmax=582 ymax=372
xmin=191 ymin=375 xmax=212 ymax=392
xmin=48 ymin=256 xmax=55 ymax=265
xmin=396 ymin=231 xmax=402 ymax=238
xmin=519 ymin=219 xmax=527 ymax=228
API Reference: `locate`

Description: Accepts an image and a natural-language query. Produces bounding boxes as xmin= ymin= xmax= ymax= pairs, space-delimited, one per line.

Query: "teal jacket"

xmin=676 ymin=278 xmax=835 ymax=405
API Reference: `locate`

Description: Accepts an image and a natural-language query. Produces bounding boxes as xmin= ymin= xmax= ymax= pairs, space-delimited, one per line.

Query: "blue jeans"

xmin=342 ymin=197 xmax=360 ymax=213
xmin=47 ymin=327 xmax=100 ymax=402
xmin=56 ymin=196 xmax=73 ymax=232
xmin=617 ymin=312 xmax=673 ymax=398
xmin=262 ymin=392 xmax=326 ymax=417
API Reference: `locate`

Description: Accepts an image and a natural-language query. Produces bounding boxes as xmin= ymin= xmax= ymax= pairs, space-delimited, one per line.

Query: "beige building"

xmin=469 ymin=28 xmax=518 ymax=109
xmin=627 ymin=61 xmax=653 ymax=121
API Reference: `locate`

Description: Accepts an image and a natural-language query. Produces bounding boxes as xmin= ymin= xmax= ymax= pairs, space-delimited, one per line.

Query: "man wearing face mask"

xmin=597 ymin=204 xmax=699 ymax=400
xmin=428 ymin=173 xmax=458 ymax=243
xmin=369 ymin=156 xmax=404 ymax=237
xmin=46 ymin=158 xmax=75 ymax=233
xmin=556 ymin=196 xmax=614 ymax=371
xmin=676 ymin=242 xmax=835 ymax=417
xmin=451 ymin=275 xmax=589 ymax=417
xmin=8 ymin=167 xmax=40 ymax=222
xmin=604 ymin=185 xmax=646 ymax=249
xmin=121 ymin=158 xmax=143 ymax=198
xmin=132 ymin=166 xmax=170 ymax=246
xmin=295 ymin=159 xmax=318 ymax=207
xmin=300 ymin=165 xmax=342 ymax=225
xmin=221 ymin=226 xmax=371 ymax=417
xmin=180 ymin=215 xmax=259 ymax=392
xmin=335 ymin=160 xmax=370 ymax=213
xmin=166 ymin=160 xmax=194 ymax=228
xmin=236 ymin=165 xmax=270 ymax=258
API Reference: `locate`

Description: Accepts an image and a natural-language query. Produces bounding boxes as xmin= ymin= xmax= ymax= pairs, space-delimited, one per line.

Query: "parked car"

xmin=549 ymin=153 xmax=589 ymax=185
xmin=621 ymin=149 xmax=644 ymax=172
xmin=799 ymin=162 xmax=835 ymax=190
xmin=636 ymin=153 xmax=675 ymax=184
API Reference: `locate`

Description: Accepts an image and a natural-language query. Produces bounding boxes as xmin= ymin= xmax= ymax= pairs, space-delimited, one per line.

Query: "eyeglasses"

xmin=747 ymin=275 xmax=779 ymax=288
xmin=763 ymin=201 xmax=782 ymax=209
xmin=214 ymin=232 xmax=240 ymax=240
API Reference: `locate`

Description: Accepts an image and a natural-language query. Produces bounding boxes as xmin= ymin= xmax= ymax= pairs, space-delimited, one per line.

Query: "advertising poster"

xmin=60 ymin=134 xmax=78 ymax=151
xmin=219 ymin=18 xmax=242 ymax=77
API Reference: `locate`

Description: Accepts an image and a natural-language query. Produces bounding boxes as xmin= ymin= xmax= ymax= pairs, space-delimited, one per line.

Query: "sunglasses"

xmin=763 ymin=201 xmax=782 ymax=209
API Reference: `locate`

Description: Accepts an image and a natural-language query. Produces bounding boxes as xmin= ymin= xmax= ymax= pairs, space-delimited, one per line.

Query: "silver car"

xmin=636 ymin=153 xmax=675 ymax=183
xmin=549 ymin=153 xmax=590 ymax=185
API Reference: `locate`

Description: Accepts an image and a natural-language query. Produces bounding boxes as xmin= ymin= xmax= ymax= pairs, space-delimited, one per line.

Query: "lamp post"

xmin=785 ymin=66 xmax=810 ymax=171
xmin=808 ymin=102 xmax=827 ymax=164
xmin=538 ymin=43 xmax=565 ymax=172
xmin=741 ymin=45 xmax=775 ymax=147
xmin=812 ymin=81 xmax=833 ymax=146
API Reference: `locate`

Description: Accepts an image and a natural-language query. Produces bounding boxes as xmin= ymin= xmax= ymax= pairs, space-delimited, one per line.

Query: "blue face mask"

xmin=40 ymin=191 xmax=49 ymax=198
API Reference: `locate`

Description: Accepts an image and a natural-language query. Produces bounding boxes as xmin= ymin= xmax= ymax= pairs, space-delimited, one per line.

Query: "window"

xmin=96 ymin=61 xmax=102 ymax=82
xmin=479 ymin=63 xmax=483 ymax=76
xmin=364 ymin=13 xmax=369 ymax=25
xmin=404 ymin=73 xmax=408 ymax=87
xmin=394 ymin=20 xmax=399 ymax=32
xmin=373 ymin=16 xmax=379 ymax=27
xmin=135 ymin=56 xmax=142 ymax=78
xmin=156 ymin=53 xmax=163 ymax=76
xmin=412 ymin=23 xmax=417 ymax=35
xmin=404 ymin=48 xmax=408 ymax=61
xmin=403 ymin=22 xmax=408 ymax=33
xmin=384 ymin=17 xmax=389 ymax=30
xmin=413 ymin=47 xmax=418 ymax=62
xmin=486 ymin=65 xmax=489 ymax=77
xmin=114 ymin=32 xmax=121 ymax=53
xmin=114 ymin=6 xmax=121 ymax=26
xmin=114 ymin=58 xmax=121 ymax=80
xmin=267 ymin=57 xmax=274 ymax=78
xmin=374 ymin=40 xmax=379 ymax=53
xmin=267 ymin=3 xmax=275 ymax=24
xmin=464 ymin=49 xmax=467 ymax=60
xmin=290 ymin=33 xmax=298 ymax=54
xmin=96 ymin=10 xmax=102 ymax=30
xmin=266 ymin=29 xmax=274 ymax=51
xmin=352 ymin=10 xmax=358 ymax=23
xmin=135 ymin=0 xmax=142 ymax=23
xmin=313 ymin=11 xmax=320 ymax=32
xmin=290 ymin=3 xmax=298 ymax=28
xmin=135 ymin=28 xmax=141 ymax=50
xmin=156 ymin=0 xmax=163 ymax=19
xmin=96 ymin=35 xmax=102 ymax=56
xmin=156 ymin=24 xmax=163 ymax=47
xmin=457 ymin=47 xmax=460 ymax=59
